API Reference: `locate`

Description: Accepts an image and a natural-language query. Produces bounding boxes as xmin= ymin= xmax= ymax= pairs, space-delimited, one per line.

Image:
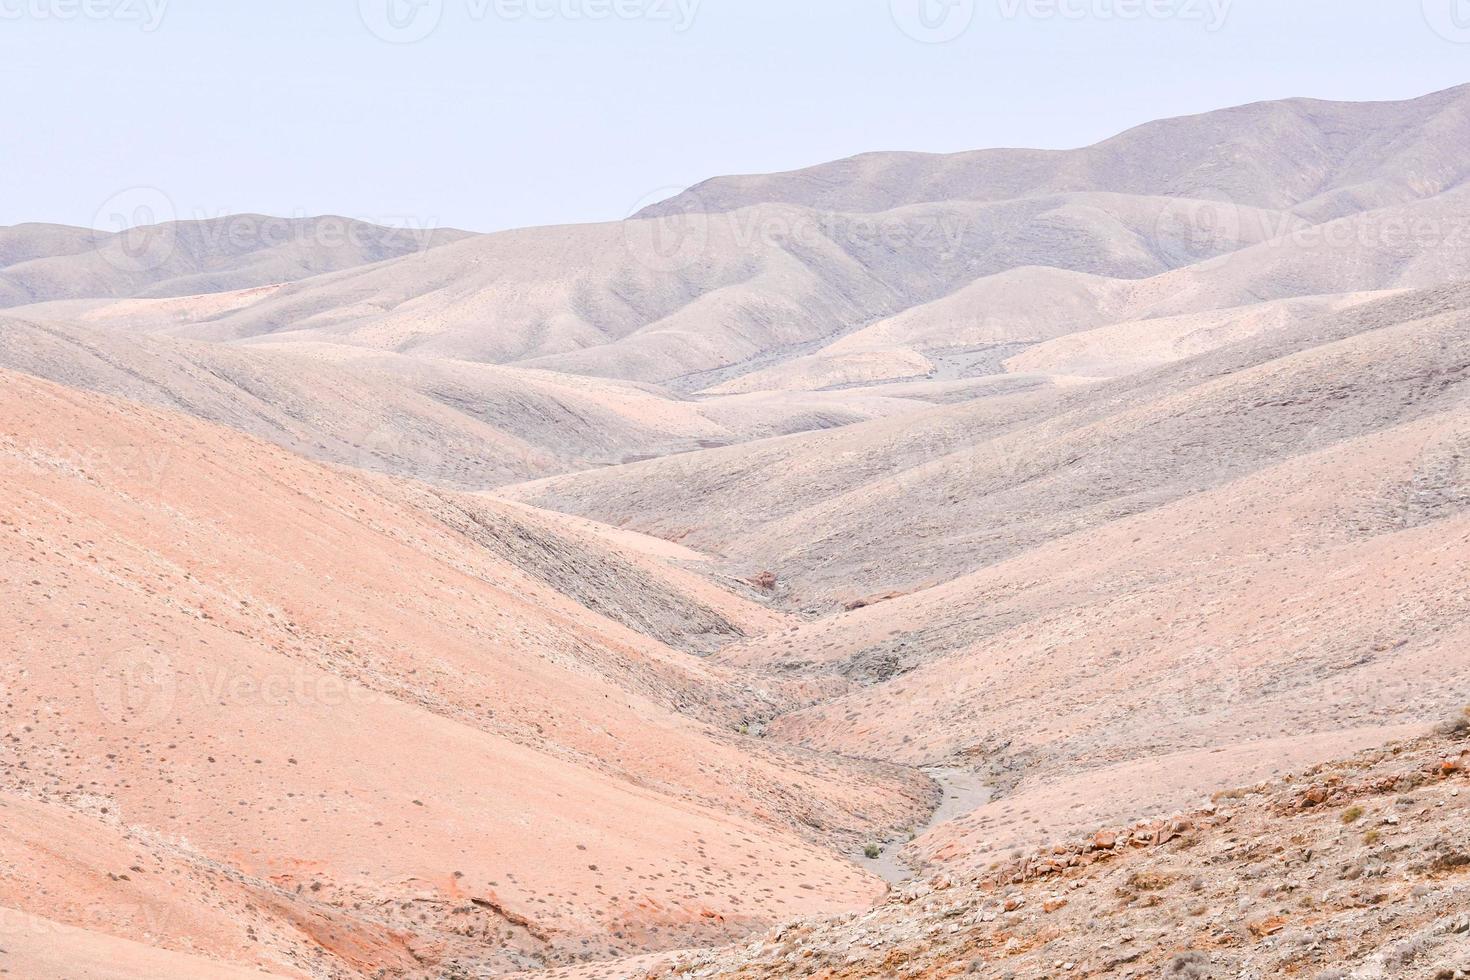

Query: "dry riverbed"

xmin=864 ymin=767 xmax=993 ymax=884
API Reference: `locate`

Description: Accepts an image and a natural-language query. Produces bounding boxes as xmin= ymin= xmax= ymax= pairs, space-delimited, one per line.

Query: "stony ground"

xmin=6 ymin=86 xmax=1470 ymax=980
xmin=627 ymin=718 xmax=1470 ymax=979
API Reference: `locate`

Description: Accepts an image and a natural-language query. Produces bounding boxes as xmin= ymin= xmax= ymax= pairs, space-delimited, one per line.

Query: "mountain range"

xmin=2 ymin=84 xmax=1468 ymax=978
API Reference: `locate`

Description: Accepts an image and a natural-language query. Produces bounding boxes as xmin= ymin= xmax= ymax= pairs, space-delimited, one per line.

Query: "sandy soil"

xmin=5 ymin=83 xmax=1470 ymax=979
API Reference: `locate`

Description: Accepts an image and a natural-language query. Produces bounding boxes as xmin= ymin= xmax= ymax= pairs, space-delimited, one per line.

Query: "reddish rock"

xmin=748 ymin=571 xmax=778 ymax=591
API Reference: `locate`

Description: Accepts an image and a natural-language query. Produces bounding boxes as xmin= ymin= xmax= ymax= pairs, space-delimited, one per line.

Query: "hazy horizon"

xmin=7 ymin=7 xmax=1470 ymax=977
xmin=4 ymin=0 xmax=1470 ymax=235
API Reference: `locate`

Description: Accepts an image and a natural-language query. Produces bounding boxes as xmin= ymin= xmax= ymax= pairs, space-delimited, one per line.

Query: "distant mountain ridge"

xmin=0 ymin=214 xmax=473 ymax=308
xmin=638 ymin=83 xmax=1470 ymax=220
xmin=5 ymin=86 xmax=1468 ymax=393
xmin=4 ymin=82 xmax=1470 ymax=980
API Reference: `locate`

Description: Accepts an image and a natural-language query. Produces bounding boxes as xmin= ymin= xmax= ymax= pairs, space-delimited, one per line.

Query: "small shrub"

xmin=863 ymin=843 xmax=881 ymax=860
xmin=1127 ymin=870 xmax=1175 ymax=891
xmin=1430 ymin=851 xmax=1470 ymax=873
xmin=1342 ymin=806 xmax=1365 ymax=824
xmin=1385 ymin=935 xmax=1433 ymax=968
xmin=1167 ymin=950 xmax=1209 ymax=977
xmin=1363 ymin=830 xmax=1380 ymax=845
xmin=1436 ymin=714 xmax=1470 ymax=736
xmin=1435 ymin=706 xmax=1470 ymax=735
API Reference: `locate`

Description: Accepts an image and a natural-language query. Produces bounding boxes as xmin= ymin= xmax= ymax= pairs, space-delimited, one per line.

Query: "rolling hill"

xmin=5 ymin=83 xmax=1470 ymax=979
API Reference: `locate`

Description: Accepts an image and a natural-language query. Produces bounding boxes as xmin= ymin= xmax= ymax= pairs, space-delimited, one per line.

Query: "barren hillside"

xmin=0 ymin=315 xmax=928 ymax=488
xmin=4 ymin=83 xmax=1470 ymax=979
xmin=0 ymin=216 xmax=471 ymax=308
xmin=592 ymin=724 xmax=1470 ymax=979
xmin=640 ymin=85 xmax=1470 ymax=219
xmin=0 ymin=370 xmax=932 ymax=976
xmin=507 ymin=282 xmax=1470 ymax=603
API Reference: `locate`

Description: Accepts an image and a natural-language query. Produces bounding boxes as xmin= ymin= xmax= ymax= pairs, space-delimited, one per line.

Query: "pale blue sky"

xmin=4 ymin=0 xmax=1468 ymax=233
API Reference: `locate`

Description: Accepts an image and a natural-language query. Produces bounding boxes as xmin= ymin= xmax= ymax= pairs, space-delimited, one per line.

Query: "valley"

xmin=2 ymin=84 xmax=1469 ymax=978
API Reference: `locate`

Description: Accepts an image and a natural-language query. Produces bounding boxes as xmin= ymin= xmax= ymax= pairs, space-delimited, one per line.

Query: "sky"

xmin=3 ymin=0 xmax=1469 ymax=234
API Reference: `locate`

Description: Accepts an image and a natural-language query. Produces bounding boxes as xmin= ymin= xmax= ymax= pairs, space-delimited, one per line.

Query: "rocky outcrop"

xmin=628 ymin=724 xmax=1470 ymax=979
